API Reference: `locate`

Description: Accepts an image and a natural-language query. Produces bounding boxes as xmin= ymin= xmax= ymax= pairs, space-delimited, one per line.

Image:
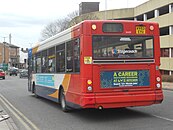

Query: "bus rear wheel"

xmin=60 ymin=89 xmax=68 ymax=112
xmin=32 ymin=83 xmax=39 ymax=98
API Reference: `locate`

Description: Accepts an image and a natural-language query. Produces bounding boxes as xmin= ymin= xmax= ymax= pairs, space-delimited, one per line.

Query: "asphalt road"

xmin=0 ymin=76 xmax=173 ymax=130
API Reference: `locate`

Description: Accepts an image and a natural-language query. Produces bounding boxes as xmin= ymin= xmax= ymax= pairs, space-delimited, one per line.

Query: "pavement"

xmin=0 ymin=103 xmax=18 ymax=130
xmin=0 ymin=82 xmax=173 ymax=130
xmin=162 ymin=82 xmax=173 ymax=91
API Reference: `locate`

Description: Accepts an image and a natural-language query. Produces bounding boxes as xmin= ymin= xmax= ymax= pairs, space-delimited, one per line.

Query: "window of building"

xmin=159 ymin=5 xmax=169 ymax=16
xmin=160 ymin=70 xmax=169 ymax=75
xmin=136 ymin=15 xmax=143 ymax=21
xmin=161 ymin=48 xmax=169 ymax=57
xmin=171 ymin=71 xmax=173 ymax=75
xmin=171 ymin=26 xmax=173 ymax=35
xmin=146 ymin=11 xmax=154 ymax=19
xmin=171 ymin=4 xmax=173 ymax=12
xmin=171 ymin=48 xmax=173 ymax=57
xmin=160 ymin=27 xmax=169 ymax=36
xmin=56 ymin=44 xmax=65 ymax=73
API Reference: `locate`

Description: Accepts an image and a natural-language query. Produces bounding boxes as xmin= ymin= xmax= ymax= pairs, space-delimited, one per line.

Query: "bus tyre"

xmin=33 ymin=84 xmax=39 ymax=98
xmin=60 ymin=89 xmax=68 ymax=112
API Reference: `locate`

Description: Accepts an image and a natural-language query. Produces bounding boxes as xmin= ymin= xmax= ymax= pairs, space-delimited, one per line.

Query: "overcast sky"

xmin=0 ymin=0 xmax=148 ymax=48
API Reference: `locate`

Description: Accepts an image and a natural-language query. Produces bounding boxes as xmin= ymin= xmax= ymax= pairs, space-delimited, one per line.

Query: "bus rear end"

xmin=80 ymin=20 xmax=163 ymax=109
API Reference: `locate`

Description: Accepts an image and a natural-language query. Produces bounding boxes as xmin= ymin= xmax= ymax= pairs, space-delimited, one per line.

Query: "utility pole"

xmin=105 ymin=0 xmax=107 ymax=20
xmin=127 ymin=0 xmax=129 ymax=8
xmin=2 ymin=37 xmax=7 ymax=63
xmin=9 ymin=34 xmax=12 ymax=44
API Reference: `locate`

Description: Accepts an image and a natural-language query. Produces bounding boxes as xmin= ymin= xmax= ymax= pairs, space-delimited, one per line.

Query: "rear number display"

xmin=100 ymin=70 xmax=150 ymax=88
xmin=136 ymin=26 xmax=146 ymax=34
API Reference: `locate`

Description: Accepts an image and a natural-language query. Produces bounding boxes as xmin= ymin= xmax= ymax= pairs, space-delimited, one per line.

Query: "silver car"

xmin=19 ymin=70 xmax=28 ymax=78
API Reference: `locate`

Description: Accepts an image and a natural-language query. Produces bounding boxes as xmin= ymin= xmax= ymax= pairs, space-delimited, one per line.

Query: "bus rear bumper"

xmin=80 ymin=90 xmax=163 ymax=109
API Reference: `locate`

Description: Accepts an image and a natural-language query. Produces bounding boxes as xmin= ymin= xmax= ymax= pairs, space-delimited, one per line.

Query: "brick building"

xmin=0 ymin=42 xmax=20 ymax=68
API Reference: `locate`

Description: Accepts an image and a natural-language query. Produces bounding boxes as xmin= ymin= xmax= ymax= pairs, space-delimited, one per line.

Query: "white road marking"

xmin=0 ymin=94 xmax=39 ymax=130
xmin=152 ymin=114 xmax=173 ymax=122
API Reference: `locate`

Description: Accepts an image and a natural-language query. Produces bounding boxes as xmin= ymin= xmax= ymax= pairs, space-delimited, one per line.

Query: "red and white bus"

xmin=28 ymin=20 xmax=163 ymax=111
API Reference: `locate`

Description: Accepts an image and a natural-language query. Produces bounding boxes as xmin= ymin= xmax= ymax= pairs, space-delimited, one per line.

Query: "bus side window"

xmin=74 ymin=39 xmax=80 ymax=72
xmin=36 ymin=53 xmax=41 ymax=73
xmin=48 ymin=47 xmax=55 ymax=73
xmin=66 ymin=41 xmax=73 ymax=72
xmin=32 ymin=56 xmax=36 ymax=73
xmin=56 ymin=43 xmax=65 ymax=73
xmin=41 ymin=50 xmax=48 ymax=73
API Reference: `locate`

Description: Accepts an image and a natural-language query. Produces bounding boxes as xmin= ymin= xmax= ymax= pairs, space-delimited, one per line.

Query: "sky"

xmin=0 ymin=0 xmax=148 ymax=49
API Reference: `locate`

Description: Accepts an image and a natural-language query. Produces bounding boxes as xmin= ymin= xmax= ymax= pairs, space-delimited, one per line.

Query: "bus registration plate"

xmin=136 ymin=26 xmax=146 ymax=34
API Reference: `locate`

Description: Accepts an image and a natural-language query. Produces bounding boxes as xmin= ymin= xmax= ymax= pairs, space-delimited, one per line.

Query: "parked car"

xmin=19 ymin=70 xmax=28 ymax=78
xmin=9 ymin=69 xmax=18 ymax=76
xmin=0 ymin=69 xmax=5 ymax=79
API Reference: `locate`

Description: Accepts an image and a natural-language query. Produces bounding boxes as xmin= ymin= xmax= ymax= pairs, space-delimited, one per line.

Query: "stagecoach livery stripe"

xmin=62 ymin=74 xmax=71 ymax=94
xmin=48 ymin=90 xmax=59 ymax=98
xmin=47 ymin=74 xmax=71 ymax=98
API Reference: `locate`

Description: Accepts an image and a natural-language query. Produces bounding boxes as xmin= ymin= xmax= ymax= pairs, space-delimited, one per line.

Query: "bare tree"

xmin=69 ymin=12 xmax=100 ymax=27
xmin=40 ymin=10 xmax=100 ymax=41
xmin=40 ymin=11 xmax=79 ymax=41
xmin=67 ymin=10 xmax=79 ymax=21
xmin=40 ymin=21 xmax=60 ymax=41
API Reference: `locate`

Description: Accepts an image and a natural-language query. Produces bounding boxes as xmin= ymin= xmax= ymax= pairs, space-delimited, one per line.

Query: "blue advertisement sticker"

xmin=36 ymin=75 xmax=54 ymax=87
xmin=100 ymin=70 xmax=150 ymax=88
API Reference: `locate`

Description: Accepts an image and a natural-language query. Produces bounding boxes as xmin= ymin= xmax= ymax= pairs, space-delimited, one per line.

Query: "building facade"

xmin=71 ymin=0 xmax=173 ymax=75
xmin=79 ymin=2 xmax=99 ymax=15
xmin=0 ymin=42 xmax=9 ymax=64
xmin=0 ymin=42 xmax=20 ymax=69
